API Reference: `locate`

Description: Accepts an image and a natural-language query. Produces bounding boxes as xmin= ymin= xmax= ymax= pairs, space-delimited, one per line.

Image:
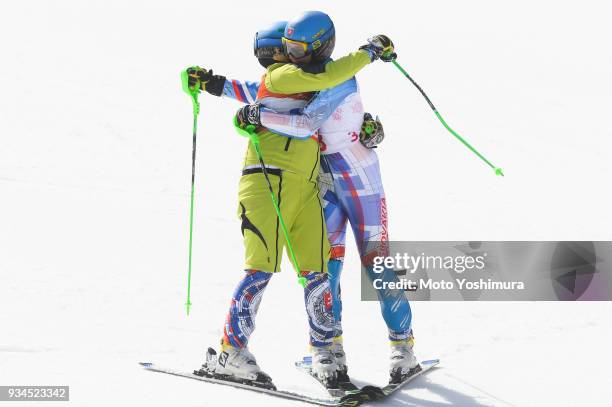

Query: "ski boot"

xmin=331 ymin=337 xmax=361 ymax=393
xmin=389 ymin=337 xmax=419 ymax=384
xmin=195 ymin=345 xmax=275 ymax=390
xmin=311 ymin=345 xmax=339 ymax=389
xmin=331 ymin=337 xmax=349 ymax=383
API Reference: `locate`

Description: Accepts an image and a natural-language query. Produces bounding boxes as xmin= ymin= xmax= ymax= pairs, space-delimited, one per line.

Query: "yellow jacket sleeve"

xmin=265 ymin=50 xmax=371 ymax=94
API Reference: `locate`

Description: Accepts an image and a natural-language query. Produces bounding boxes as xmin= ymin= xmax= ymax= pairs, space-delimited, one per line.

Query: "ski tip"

xmin=294 ymin=356 xmax=312 ymax=368
xmin=139 ymin=362 xmax=154 ymax=368
xmin=421 ymin=359 xmax=440 ymax=366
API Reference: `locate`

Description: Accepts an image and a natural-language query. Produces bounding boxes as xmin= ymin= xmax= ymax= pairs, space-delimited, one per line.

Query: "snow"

xmin=1 ymin=1 xmax=611 ymax=406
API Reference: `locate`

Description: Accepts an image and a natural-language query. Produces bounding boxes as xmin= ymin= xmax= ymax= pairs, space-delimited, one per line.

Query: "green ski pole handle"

xmin=233 ymin=118 xmax=307 ymax=288
xmin=181 ymin=69 xmax=200 ymax=116
xmin=385 ymin=54 xmax=504 ymax=177
xmin=181 ymin=69 xmax=202 ymax=315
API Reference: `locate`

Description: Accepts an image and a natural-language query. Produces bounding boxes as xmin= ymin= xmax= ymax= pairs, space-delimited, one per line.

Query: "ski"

xmin=139 ymin=362 xmax=372 ymax=406
xmin=360 ymin=359 xmax=440 ymax=400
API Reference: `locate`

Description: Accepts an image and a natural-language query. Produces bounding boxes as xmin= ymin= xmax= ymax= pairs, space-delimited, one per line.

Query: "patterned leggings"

xmin=223 ymin=270 xmax=335 ymax=348
xmin=319 ymin=144 xmax=412 ymax=341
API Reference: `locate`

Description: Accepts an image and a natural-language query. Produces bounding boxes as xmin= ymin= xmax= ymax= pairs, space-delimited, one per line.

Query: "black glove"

xmin=360 ymin=113 xmax=385 ymax=148
xmin=235 ymin=103 xmax=261 ymax=128
xmin=359 ymin=35 xmax=396 ymax=62
xmin=185 ymin=66 xmax=226 ymax=96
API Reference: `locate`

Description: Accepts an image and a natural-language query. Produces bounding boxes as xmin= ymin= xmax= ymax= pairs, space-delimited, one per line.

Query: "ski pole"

xmin=181 ymin=70 xmax=201 ymax=315
xmin=233 ymin=118 xmax=307 ymax=288
xmin=387 ymin=57 xmax=504 ymax=177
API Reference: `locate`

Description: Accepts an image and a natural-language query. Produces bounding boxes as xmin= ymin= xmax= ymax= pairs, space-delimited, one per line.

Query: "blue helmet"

xmin=253 ymin=20 xmax=287 ymax=68
xmin=283 ymin=11 xmax=335 ymax=62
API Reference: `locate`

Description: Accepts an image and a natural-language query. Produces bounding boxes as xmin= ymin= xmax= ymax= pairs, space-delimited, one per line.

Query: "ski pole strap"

xmin=387 ymin=58 xmax=504 ymax=177
xmin=233 ymin=118 xmax=307 ymax=288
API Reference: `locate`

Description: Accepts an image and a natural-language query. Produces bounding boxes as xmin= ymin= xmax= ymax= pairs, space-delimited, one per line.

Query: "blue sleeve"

xmin=259 ymin=78 xmax=359 ymax=139
xmin=222 ymin=79 xmax=260 ymax=103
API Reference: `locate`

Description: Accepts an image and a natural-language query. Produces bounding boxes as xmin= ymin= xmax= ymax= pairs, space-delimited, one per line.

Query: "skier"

xmin=235 ymin=34 xmax=418 ymax=384
xmin=185 ymin=11 xmax=396 ymax=387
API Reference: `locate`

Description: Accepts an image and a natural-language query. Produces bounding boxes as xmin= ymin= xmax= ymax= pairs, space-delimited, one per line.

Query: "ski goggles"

xmin=254 ymin=36 xmax=283 ymax=58
xmin=282 ymin=37 xmax=309 ymax=59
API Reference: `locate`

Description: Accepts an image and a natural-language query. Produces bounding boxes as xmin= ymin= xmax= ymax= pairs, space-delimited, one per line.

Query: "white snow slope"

xmin=1 ymin=1 xmax=611 ymax=406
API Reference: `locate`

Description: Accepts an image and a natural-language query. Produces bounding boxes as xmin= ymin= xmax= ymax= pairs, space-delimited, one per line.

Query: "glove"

xmin=360 ymin=113 xmax=385 ymax=148
xmin=235 ymin=103 xmax=261 ymax=128
xmin=359 ymin=35 xmax=396 ymax=62
xmin=185 ymin=66 xmax=226 ymax=96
